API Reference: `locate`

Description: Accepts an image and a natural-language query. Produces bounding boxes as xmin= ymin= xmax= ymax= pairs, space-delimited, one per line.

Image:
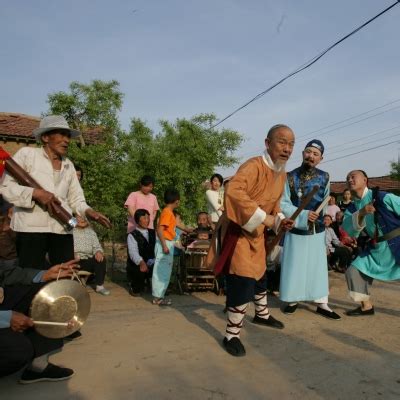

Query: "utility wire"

xmin=321 ymin=139 xmax=400 ymax=164
xmin=210 ymin=1 xmax=400 ymax=130
xmin=286 ymin=131 xmax=400 ymax=166
xmin=238 ymin=105 xmax=400 ymax=159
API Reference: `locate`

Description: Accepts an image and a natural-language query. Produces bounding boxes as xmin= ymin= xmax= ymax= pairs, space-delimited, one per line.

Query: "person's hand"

xmin=162 ymin=245 xmax=170 ymax=254
xmin=262 ymin=215 xmax=275 ymax=228
xmin=308 ymin=211 xmax=319 ymax=223
xmin=42 ymin=259 xmax=80 ymax=282
xmin=219 ymin=206 xmax=225 ymax=212
xmin=10 ymin=311 xmax=33 ymax=333
xmin=95 ymin=251 xmax=104 ymax=262
xmin=280 ymin=218 xmax=294 ymax=231
xmin=139 ymin=260 xmax=148 ymax=273
xmin=85 ymin=209 xmax=112 ymax=229
xmin=359 ymin=203 xmax=375 ymax=217
xmin=32 ymin=189 xmax=61 ymax=215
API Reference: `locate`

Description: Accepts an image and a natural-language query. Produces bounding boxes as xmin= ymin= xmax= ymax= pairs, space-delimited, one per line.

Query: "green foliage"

xmin=390 ymin=160 xmax=400 ymax=181
xmin=45 ymin=80 xmax=243 ymax=242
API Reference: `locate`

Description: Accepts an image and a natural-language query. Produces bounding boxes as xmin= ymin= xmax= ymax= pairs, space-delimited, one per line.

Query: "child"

xmin=152 ymin=188 xmax=191 ymax=305
xmin=127 ymin=209 xmax=156 ymax=296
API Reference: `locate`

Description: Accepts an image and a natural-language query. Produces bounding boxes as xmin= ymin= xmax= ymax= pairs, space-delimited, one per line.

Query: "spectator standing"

xmin=206 ymin=173 xmax=224 ymax=224
xmin=338 ymin=189 xmax=353 ymax=212
xmin=125 ymin=175 xmax=159 ymax=233
xmin=327 ymin=194 xmax=341 ymax=221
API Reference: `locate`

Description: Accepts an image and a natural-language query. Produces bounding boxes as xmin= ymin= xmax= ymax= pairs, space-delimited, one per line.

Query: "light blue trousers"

xmin=152 ymin=240 xmax=175 ymax=298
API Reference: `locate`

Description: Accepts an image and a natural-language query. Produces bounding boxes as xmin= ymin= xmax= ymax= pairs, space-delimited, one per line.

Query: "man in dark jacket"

xmin=0 ymin=259 xmax=78 ymax=383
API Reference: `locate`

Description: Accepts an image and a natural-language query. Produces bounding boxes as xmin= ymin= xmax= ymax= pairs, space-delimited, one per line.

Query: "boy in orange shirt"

xmin=152 ymin=188 xmax=191 ymax=305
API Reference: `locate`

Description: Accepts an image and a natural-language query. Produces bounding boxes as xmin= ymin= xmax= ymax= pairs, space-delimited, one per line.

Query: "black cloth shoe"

xmin=316 ymin=307 xmax=341 ymax=320
xmin=223 ymin=337 xmax=246 ymax=357
xmin=346 ymin=306 xmax=375 ymax=316
xmin=252 ymin=314 xmax=285 ymax=329
xmin=19 ymin=363 xmax=74 ymax=384
xmin=64 ymin=331 xmax=82 ymax=341
xmin=283 ymin=303 xmax=298 ymax=314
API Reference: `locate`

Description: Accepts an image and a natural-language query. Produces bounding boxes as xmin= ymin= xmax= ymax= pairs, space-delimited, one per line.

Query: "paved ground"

xmin=1 ymin=272 xmax=400 ymax=400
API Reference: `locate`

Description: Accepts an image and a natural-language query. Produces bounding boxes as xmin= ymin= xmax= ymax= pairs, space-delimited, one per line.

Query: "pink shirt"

xmin=124 ymin=191 xmax=159 ymax=232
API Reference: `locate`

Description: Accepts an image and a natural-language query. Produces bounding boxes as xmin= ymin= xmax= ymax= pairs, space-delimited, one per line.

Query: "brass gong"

xmin=30 ymin=279 xmax=91 ymax=338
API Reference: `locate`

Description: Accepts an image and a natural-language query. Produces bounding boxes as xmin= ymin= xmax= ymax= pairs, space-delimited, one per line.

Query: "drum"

xmin=185 ymin=250 xmax=208 ymax=270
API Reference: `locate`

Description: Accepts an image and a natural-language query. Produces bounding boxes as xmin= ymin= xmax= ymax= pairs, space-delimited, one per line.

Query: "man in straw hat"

xmin=279 ymin=140 xmax=341 ymax=320
xmin=0 ymin=258 xmax=79 ymax=383
xmin=0 ymin=115 xmax=111 ymax=274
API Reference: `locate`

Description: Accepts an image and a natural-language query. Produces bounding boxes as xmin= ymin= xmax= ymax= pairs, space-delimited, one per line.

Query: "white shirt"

xmin=0 ymin=147 xmax=90 ymax=234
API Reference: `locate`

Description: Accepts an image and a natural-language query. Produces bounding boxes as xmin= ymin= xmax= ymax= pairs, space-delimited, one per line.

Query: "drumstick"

xmin=315 ymin=195 xmax=330 ymax=215
xmin=33 ymin=321 xmax=69 ymax=327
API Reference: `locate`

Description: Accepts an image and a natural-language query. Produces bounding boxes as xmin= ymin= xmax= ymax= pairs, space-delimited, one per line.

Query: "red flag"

xmin=0 ymin=147 xmax=11 ymax=177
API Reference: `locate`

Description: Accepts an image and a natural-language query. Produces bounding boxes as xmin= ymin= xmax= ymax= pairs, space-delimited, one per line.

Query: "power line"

xmin=288 ymin=132 xmax=400 ymax=167
xmin=296 ymin=104 xmax=400 ymax=143
xmin=297 ymin=98 xmax=400 ymax=138
xmin=321 ymin=139 xmax=400 ymax=164
xmin=210 ymin=1 xmax=400 ymax=130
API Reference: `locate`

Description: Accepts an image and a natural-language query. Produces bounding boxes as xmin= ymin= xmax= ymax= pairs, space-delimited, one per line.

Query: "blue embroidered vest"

xmin=348 ymin=191 xmax=400 ymax=263
xmin=287 ymin=166 xmax=329 ymax=233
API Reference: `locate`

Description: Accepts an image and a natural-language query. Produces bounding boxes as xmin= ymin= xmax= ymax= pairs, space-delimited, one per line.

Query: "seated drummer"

xmin=195 ymin=211 xmax=213 ymax=239
xmin=0 ymin=258 xmax=79 ymax=383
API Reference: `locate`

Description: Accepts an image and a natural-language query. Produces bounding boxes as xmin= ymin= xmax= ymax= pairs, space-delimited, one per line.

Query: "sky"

xmin=1 ymin=0 xmax=400 ymax=181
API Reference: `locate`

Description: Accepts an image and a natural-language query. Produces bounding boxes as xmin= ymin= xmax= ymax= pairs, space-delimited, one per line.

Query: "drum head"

xmin=30 ymin=279 xmax=91 ymax=338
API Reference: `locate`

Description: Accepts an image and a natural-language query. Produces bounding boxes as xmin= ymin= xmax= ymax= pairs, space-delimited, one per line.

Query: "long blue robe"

xmin=279 ymin=169 xmax=329 ymax=302
xmin=342 ymin=189 xmax=400 ymax=281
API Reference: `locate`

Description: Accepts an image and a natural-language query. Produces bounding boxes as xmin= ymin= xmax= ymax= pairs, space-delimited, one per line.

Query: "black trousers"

xmin=79 ymin=257 xmax=106 ymax=286
xmin=16 ymin=232 xmax=74 ymax=270
xmin=226 ymin=273 xmax=267 ymax=307
xmin=0 ymin=284 xmax=63 ymax=377
xmin=126 ymin=263 xmax=152 ymax=294
xmin=329 ymin=246 xmax=352 ymax=269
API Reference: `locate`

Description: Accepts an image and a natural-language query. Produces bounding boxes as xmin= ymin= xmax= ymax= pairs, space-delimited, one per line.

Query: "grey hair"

xmin=266 ymin=124 xmax=292 ymax=140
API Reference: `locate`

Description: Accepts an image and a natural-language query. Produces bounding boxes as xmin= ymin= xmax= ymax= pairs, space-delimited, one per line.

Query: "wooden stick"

xmin=268 ymin=184 xmax=320 ymax=251
xmin=314 ymin=195 xmax=330 ymax=215
xmin=33 ymin=321 xmax=69 ymax=327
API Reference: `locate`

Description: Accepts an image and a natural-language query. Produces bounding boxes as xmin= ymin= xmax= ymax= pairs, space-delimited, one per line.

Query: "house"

xmin=0 ymin=112 xmax=103 ymax=155
xmin=331 ymin=176 xmax=400 ymax=195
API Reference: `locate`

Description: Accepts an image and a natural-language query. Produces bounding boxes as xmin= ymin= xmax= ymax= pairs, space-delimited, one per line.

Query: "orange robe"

xmin=208 ymin=155 xmax=286 ymax=280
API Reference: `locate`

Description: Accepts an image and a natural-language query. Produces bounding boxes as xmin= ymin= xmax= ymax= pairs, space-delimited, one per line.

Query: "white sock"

xmin=254 ymin=291 xmax=270 ymax=320
xmin=29 ymin=354 xmax=48 ymax=372
xmin=96 ymin=285 xmax=104 ymax=291
xmin=316 ymin=302 xmax=332 ymax=312
xmin=225 ymin=303 xmax=248 ymax=340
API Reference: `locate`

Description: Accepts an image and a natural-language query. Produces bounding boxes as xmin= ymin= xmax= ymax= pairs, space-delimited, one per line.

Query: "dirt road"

xmin=1 ymin=272 xmax=400 ymax=399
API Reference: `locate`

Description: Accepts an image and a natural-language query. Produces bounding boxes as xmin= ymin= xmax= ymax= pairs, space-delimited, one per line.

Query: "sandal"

xmin=152 ymin=298 xmax=172 ymax=306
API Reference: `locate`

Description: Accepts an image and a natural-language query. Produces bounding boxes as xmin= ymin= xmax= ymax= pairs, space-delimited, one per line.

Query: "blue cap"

xmin=304 ymin=139 xmax=324 ymax=155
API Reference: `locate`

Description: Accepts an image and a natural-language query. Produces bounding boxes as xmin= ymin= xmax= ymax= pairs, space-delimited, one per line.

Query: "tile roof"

xmin=0 ymin=112 xmax=103 ymax=144
xmin=331 ymin=176 xmax=400 ymax=193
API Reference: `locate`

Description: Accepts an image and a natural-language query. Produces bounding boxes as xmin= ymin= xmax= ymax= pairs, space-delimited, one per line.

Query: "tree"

xmin=45 ymin=80 xmax=244 ymax=241
xmin=390 ymin=160 xmax=400 ymax=181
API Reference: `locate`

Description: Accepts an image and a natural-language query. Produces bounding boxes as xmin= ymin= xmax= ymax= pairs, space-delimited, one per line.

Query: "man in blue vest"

xmin=343 ymin=170 xmax=400 ymax=316
xmin=280 ymin=140 xmax=341 ymax=320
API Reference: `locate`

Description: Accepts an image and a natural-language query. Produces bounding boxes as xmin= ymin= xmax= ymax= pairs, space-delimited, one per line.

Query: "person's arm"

xmin=206 ymin=190 xmax=223 ymax=214
xmin=124 ymin=192 xmax=137 ymax=217
xmin=127 ymin=234 xmax=148 ymax=271
xmin=157 ymin=225 xmax=169 ymax=254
